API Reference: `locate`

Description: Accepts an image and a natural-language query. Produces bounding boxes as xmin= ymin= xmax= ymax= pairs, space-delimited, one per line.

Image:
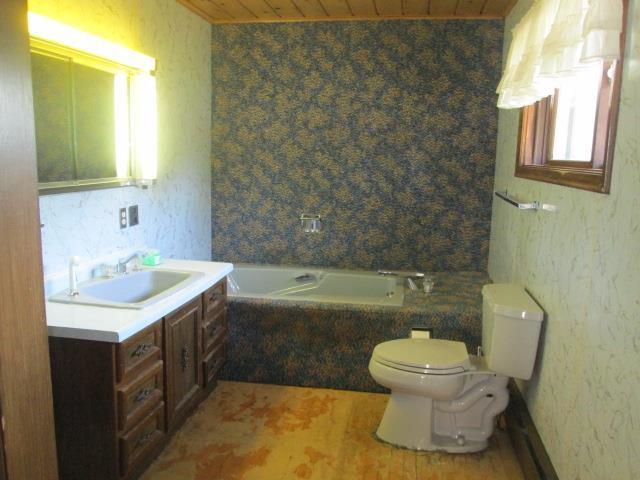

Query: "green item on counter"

xmin=142 ymin=251 xmax=162 ymax=266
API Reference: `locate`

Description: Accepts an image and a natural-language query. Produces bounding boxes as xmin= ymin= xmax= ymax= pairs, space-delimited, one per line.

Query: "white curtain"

xmin=497 ymin=0 xmax=624 ymax=109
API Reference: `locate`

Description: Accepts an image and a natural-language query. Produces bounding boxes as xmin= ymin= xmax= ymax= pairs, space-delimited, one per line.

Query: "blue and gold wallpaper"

xmin=211 ymin=20 xmax=503 ymax=271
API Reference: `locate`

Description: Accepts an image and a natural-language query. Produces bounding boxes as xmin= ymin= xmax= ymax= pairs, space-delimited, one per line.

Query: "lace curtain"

xmin=497 ymin=0 xmax=624 ymax=109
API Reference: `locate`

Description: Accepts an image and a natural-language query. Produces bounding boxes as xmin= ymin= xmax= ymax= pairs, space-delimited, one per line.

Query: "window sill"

xmin=515 ymin=164 xmax=610 ymax=194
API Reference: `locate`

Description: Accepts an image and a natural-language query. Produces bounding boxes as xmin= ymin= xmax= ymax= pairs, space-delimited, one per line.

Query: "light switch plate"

xmin=128 ymin=205 xmax=139 ymax=227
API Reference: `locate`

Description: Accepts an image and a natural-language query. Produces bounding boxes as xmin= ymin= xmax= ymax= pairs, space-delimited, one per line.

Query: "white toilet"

xmin=369 ymin=283 xmax=543 ymax=453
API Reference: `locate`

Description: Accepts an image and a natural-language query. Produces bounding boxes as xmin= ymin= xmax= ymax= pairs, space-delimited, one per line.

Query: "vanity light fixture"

xmin=27 ymin=12 xmax=156 ymax=72
xmin=132 ymin=73 xmax=158 ymax=184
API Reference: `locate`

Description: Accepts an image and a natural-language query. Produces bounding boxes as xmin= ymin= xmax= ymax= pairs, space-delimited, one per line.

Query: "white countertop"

xmin=46 ymin=259 xmax=233 ymax=343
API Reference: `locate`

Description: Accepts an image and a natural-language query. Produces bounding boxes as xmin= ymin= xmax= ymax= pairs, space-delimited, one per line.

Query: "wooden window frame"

xmin=515 ymin=0 xmax=628 ymax=194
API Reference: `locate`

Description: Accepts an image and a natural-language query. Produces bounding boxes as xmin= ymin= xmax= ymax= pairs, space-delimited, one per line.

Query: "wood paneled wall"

xmin=0 ymin=1 xmax=59 ymax=478
xmin=178 ymin=0 xmax=516 ymax=23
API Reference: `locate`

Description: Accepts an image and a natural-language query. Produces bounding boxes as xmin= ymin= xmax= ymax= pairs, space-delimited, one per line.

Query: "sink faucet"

xmin=117 ymin=252 xmax=141 ymax=274
xmin=377 ymin=270 xmax=424 ymax=291
xmin=68 ymin=256 xmax=80 ymax=297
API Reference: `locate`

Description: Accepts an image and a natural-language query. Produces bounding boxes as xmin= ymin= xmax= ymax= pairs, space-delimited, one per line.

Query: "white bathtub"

xmin=227 ymin=264 xmax=404 ymax=307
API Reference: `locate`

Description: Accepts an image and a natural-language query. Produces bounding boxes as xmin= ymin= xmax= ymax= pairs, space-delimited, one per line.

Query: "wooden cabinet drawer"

xmin=119 ymin=402 xmax=165 ymax=477
xmin=203 ymin=280 xmax=226 ymax=316
xmin=117 ymin=322 xmax=162 ymax=382
xmin=203 ymin=340 xmax=226 ymax=388
xmin=202 ymin=307 xmax=227 ymax=355
xmin=117 ymin=361 xmax=163 ymax=433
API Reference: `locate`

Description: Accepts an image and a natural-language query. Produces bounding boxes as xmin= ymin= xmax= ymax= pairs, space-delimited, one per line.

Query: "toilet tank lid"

xmin=482 ymin=283 xmax=544 ymax=322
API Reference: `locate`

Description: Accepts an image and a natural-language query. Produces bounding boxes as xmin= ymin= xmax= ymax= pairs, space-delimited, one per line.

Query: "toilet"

xmin=369 ymin=283 xmax=543 ymax=453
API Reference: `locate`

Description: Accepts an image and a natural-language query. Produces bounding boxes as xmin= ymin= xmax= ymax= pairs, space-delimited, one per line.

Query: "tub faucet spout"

xmin=377 ymin=270 xmax=425 ymax=279
xmin=378 ymin=270 xmax=424 ymax=291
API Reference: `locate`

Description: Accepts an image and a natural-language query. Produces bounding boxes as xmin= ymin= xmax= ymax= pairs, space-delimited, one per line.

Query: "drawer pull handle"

xmin=134 ymin=388 xmax=153 ymax=404
xmin=181 ymin=346 xmax=190 ymax=371
xmin=131 ymin=343 xmax=152 ymax=358
xmin=135 ymin=431 xmax=154 ymax=450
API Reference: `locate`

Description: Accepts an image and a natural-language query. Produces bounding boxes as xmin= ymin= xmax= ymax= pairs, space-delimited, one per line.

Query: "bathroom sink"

xmin=49 ymin=269 xmax=205 ymax=309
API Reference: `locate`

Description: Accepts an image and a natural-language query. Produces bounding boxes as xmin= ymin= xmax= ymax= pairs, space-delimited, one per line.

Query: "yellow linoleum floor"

xmin=142 ymin=381 xmax=524 ymax=480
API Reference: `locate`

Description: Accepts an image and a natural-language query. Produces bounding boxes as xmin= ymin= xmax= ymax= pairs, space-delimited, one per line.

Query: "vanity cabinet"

xmin=164 ymin=297 xmax=202 ymax=429
xmin=49 ymin=321 xmax=166 ymax=480
xmin=48 ymin=277 xmax=228 ymax=480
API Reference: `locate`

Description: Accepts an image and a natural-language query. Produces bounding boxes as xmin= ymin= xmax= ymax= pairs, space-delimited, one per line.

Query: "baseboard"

xmin=505 ymin=379 xmax=559 ymax=480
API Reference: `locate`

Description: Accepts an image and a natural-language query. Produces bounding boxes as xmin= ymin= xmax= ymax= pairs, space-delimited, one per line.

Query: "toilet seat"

xmin=372 ymin=338 xmax=470 ymax=375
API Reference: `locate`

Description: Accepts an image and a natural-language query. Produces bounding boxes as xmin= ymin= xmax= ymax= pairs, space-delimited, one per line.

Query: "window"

xmin=497 ymin=0 xmax=628 ymax=194
xmin=516 ymin=57 xmax=623 ymax=193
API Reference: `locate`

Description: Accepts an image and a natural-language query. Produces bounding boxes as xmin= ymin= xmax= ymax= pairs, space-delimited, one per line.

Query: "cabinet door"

xmin=164 ymin=297 xmax=202 ymax=427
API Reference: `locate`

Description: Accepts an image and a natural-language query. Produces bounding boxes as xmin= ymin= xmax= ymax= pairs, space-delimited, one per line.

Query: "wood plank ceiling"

xmin=177 ymin=0 xmax=517 ymax=23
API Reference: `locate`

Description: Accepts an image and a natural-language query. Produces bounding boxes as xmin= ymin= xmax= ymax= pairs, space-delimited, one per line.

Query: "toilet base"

xmin=375 ymin=373 xmax=509 ymax=453
xmin=375 ymin=431 xmax=488 ymax=453
xmin=375 ymin=391 xmax=489 ymax=453
xmin=376 ymin=391 xmax=434 ymax=451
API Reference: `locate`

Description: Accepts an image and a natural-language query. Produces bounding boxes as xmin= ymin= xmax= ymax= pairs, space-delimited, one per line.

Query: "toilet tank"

xmin=481 ymin=284 xmax=544 ymax=380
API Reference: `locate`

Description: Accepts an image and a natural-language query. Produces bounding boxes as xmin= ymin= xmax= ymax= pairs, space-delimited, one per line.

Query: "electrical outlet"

xmin=119 ymin=208 xmax=127 ymax=229
xmin=128 ymin=205 xmax=139 ymax=227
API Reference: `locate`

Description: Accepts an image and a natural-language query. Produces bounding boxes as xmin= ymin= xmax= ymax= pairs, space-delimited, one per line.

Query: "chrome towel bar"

xmin=494 ymin=190 xmax=539 ymax=211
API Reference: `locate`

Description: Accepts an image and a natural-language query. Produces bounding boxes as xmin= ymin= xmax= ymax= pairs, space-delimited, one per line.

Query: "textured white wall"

xmin=489 ymin=0 xmax=640 ymax=478
xmin=31 ymin=0 xmax=212 ymax=276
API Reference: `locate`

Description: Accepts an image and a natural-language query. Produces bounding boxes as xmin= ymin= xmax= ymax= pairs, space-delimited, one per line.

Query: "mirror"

xmin=28 ymin=12 xmax=157 ymax=195
xmin=31 ymin=50 xmax=123 ymax=184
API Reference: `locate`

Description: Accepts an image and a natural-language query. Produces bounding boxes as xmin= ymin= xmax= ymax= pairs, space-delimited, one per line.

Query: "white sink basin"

xmin=49 ymin=269 xmax=205 ymax=309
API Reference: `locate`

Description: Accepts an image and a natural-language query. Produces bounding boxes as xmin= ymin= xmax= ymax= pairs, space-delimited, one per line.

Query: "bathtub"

xmin=227 ymin=264 xmax=404 ymax=307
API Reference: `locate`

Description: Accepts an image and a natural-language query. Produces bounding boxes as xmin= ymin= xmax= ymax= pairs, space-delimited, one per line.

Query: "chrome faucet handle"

xmin=406 ymin=277 xmax=418 ymax=291
xmin=129 ymin=256 xmax=142 ymax=272
xmin=103 ymin=264 xmax=117 ymax=278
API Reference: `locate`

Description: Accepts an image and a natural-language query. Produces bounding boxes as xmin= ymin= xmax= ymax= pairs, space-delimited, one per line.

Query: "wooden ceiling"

xmin=177 ymin=0 xmax=517 ymax=23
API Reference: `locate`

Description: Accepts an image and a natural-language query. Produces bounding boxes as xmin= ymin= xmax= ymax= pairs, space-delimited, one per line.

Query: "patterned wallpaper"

xmin=211 ymin=20 xmax=503 ymax=271
xmin=32 ymin=0 xmax=212 ymax=276
xmin=489 ymin=0 xmax=640 ymax=478
xmin=222 ymin=272 xmax=489 ymax=392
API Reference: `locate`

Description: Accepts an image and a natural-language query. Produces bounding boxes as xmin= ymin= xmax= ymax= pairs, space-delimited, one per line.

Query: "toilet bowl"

xmin=369 ymin=284 xmax=544 ymax=453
